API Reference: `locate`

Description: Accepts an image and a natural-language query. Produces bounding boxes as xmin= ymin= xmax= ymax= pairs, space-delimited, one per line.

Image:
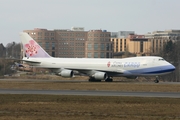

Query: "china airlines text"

xmin=111 ymin=61 xmax=140 ymax=68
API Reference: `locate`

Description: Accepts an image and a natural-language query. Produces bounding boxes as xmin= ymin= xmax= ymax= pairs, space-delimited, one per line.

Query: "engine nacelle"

xmin=58 ymin=70 xmax=74 ymax=77
xmin=93 ymin=72 xmax=107 ymax=80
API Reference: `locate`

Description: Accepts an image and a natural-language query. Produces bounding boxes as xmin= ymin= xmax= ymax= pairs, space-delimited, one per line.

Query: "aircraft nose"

xmin=169 ymin=64 xmax=175 ymax=72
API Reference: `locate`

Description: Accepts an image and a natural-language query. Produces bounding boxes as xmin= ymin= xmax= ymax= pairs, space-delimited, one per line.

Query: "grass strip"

xmin=0 ymin=94 xmax=180 ymax=120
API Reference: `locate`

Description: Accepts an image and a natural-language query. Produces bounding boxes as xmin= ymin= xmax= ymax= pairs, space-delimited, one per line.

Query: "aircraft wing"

xmin=65 ymin=67 xmax=125 ymax=76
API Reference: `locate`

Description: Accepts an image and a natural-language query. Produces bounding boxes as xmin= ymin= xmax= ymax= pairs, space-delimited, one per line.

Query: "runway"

xmin=1 ymin=78 xmax=180 ymax=98
xmin=1 ymin=78 xmax=180 ymax=84
xmin=0 ymin=89 xmax=180 ymax=98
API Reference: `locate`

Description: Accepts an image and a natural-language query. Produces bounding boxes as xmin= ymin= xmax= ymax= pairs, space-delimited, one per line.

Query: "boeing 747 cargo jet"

xmin=20 ymin=32 xmax=175 ymax=83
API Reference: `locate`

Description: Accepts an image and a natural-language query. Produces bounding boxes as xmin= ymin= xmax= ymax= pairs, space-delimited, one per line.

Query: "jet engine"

xmin=57 ymin=69 xmax=74 ymax=77
xmin=92 ymin=72 xmax=107 ymax=80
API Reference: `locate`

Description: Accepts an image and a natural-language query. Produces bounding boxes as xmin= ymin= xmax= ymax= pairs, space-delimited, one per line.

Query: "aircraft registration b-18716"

xmin=19 ymin=32 xmax=175 ymax=83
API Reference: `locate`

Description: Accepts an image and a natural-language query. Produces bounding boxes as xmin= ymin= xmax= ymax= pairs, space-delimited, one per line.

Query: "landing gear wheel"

xmin=154 ymin=79 xmax=159 ymax=83
xmin=154 ymin=76 xmax=159 ymax=83
xmin=88 ymin=77 xmax=101 ymax=82
xmin=105 ymin=77 xmax=113 ymax=82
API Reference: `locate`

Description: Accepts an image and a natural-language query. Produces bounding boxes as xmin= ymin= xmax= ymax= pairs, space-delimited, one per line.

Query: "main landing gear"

xmin=105 ymin=77 xmax=113 ymax=82
xmin=88 ymin=77 xmax=113 ymax=82
xmin=88 ymin=77 xmax=101 ymax=82
xmin=154 ymin=76 xmax=159 ymax=83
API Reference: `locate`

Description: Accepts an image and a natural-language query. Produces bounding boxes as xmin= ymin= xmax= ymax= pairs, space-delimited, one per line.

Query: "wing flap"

xmin=66 ymin=68 xmax=125 ymax=76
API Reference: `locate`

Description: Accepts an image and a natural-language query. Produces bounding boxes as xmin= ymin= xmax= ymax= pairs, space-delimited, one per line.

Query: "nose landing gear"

xmin=154 ymin=76 xmax=159 ymax=83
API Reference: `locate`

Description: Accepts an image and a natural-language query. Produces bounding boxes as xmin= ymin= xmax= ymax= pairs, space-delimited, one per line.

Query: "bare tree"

xmin=0 ymin=42 xmax=21 ymax=76
xmin=0 ymin=43 xmax=6 ymax=58
xmin=6 ymin=42 xmax=21 ymax=58
xmin=160 ymin=40 xmax=180 ymax=82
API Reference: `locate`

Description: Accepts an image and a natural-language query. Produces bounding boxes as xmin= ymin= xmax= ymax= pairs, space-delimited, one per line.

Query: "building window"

xmin=87 ymin=52 xmax=92 ymax=58
xmin=51 ymin=33 xmax=54 ymax=36
xmin=101 ymin=44 xmax=105 ymax=50
xmin=52 ymin=42 xmax=55 ymax=50
xmin=45 ymin=42 xmax=49 ymax=49
xmin=94 ymin=43 xmax=98 ymax=50
xmin=52 ymin=51 xmax=55 ymax=57
xmin=88 ymin=43 xmax=92 ymax=50
xmin=45 ymin=33 xmax=49 ymax=36
xmin=94 ymin=52 xmax=98 ymax=58
xmin=38 ymin=32 xmax=42 ymax=36
xmin=100 ymin=52 xmax=105 ymax=58
xmin=110 ymin=43 xmax=113 ymax=50
xmin=106 ymin=43 xmax=109 ymax=51
xmin=106 ymin=52 xmax=109 ymax=58
xmin=38 ymin=42 xmax=42 ymax=47
xmin=140 ymin=41 xmax=143 ymax=52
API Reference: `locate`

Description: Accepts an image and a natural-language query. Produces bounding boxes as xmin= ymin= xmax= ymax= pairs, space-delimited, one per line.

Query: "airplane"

xmin=20 ymin=32 xmax=175 ymax=83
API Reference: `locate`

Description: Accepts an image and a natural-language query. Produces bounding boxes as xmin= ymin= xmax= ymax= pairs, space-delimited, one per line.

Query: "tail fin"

xmin=20 ymin=32 xmax=51 ymax=58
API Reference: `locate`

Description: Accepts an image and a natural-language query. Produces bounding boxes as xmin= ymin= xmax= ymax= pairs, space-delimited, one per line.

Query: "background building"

xmin=111 ymin=35 xmax=151 ymax=57
xmin=86 ymin=30 xmax=112 ymax=58
xmin=111 ymin=31 xmax=135 ymax=38
xmin=24 ymin=28 xmax=87 ymax=58
xmin=24 ymin=28 xmax=113 ymax=58
xmin=111 ymin=31 xmax=135 ymax=57
xmin=111 ymin=30 xmax=180 ymax=57
xmin=145 ymin=30 xmax=180 ymax=55
xmin=128 ymin=35 xmax=151 ymax=56
xmin=55 ymin=28 xmax=87 ymax=58
xmin=24 ymin=28 xmax=180 ymax=58
xmin=111 ymin=38 xmax=127 ymax=53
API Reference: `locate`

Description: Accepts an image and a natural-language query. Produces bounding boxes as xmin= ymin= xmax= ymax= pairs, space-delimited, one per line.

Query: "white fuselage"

xmin=23 ymin=56 xmax=175 ymax=77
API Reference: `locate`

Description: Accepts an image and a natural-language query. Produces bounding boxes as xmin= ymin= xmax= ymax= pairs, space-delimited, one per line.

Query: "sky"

xmin=0 ymin=0 xmax=180 ymax=46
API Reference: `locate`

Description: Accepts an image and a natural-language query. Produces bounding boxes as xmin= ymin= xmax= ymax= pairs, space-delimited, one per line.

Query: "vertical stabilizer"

xmin=20 ymin=32 xmax=51 ymax=58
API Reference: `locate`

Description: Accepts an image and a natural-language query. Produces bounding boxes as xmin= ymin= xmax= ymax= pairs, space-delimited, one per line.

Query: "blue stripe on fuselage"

xmin=128 ymin=65 xmax=175 ymax=75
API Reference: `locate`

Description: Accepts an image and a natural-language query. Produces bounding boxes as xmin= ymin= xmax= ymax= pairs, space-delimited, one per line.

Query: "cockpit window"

xmin=159 ymin=59 xmax=165 ymax=61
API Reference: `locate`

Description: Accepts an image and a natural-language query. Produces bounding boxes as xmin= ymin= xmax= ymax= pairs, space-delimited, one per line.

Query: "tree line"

xmin=0 ymin=41 xmax=179 ymax=82
xmin=0 ymin=42 xmax=21 ymax=76
xmin=0 ymin=42 xmax=21 ymax=58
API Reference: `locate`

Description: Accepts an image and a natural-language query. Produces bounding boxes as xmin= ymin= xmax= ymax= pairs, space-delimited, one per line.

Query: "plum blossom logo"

xmin=107 ymin=61 xmax=111 ymax=67
xmin=24 ymin=40 xmax=40 ymax=56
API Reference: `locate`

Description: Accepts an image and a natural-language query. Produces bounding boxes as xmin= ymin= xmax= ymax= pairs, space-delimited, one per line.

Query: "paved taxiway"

xmin=0 ymin=89 xmax=180 ymax=98
xmin=1 ymin=78 xmax=180 ymax=84
xmin=1 ymin=79 xmax=180 ymax=98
